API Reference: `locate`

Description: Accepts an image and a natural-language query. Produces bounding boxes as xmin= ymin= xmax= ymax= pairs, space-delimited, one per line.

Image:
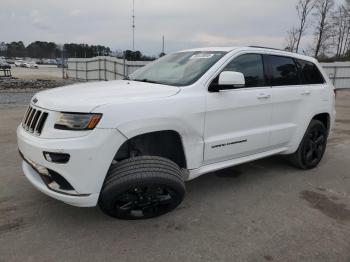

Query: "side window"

xmin=223 ymin=54 xmax=266 ymax=87
xmin=269 ymin=55 xmax=298 ymax=86
xmin=296 ymin=59 xmax=325 ymax=85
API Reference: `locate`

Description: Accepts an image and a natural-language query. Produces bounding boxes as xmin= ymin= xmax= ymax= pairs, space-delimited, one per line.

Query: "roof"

xmin=179 ymin=46 xmax=318 ymax=63
xmin=180 ymin=47 xmax=239 ymax=52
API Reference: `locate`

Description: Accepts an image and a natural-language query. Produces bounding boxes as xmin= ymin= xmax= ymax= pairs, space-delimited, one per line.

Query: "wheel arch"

xmin=114 ymin=130 xmax=188 ymax=169
xmin=312 ymin=112 xmax=331 ymax=135
xmin=284 ymin=111 xmax=332 ymax=155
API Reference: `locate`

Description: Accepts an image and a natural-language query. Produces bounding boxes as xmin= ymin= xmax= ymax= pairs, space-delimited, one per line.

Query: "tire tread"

xmin=99 ymin=156 xmax=185 ymax=219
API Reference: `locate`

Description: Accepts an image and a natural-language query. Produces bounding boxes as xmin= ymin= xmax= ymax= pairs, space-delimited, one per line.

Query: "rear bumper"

xmin=17 ymin=125 xmax=127 ymax=207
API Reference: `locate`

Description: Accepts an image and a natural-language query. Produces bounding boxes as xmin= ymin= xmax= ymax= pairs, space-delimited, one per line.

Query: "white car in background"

xmin=14 ymin=60 xmax=39 ymax=68
xmin=27 ymin=62 xmax=39 ymax=69
xmin=17 ymin=46 xmax=336 ymax=220
xmin=14 ymin=60 xmax=24 ymax=67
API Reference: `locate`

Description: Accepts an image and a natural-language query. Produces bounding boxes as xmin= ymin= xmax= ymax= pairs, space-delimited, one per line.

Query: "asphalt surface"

xmin=0 ymin=90 xmax=37 ymax=106
xmin=0 ymin=91 xmax=350 ymax=262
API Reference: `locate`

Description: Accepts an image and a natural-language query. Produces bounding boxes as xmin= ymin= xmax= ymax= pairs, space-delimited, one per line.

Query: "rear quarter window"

xmin=296 ymin=59 xmax=325 ymax=85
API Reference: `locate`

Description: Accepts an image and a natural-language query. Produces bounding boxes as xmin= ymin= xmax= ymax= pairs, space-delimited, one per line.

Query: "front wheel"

xmin=288 ymin=120 xmax=328 ymax=169
xmin=99 ymin=156 xmax=185 ymax=220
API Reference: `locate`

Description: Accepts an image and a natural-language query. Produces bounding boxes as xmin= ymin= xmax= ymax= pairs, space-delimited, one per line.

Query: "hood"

xmin=33 ymin=80 xmax=180 ymax=112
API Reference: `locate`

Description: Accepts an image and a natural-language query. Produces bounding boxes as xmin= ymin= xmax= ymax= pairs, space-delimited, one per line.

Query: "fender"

xmin=116 ymin=118 xmax=203 ymax=169
xmin=284 ymin=109 xmax=333 ymax=155
xmin=95 ymin=90 xmax=206 ymax=169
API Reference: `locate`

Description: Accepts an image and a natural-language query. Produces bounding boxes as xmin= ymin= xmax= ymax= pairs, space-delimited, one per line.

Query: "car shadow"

xmin=26 ymin=155 xmax=295 ymax=223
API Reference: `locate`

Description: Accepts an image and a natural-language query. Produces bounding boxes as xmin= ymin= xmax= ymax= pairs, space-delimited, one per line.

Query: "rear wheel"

xmin=99 ymin=156 xmax=185 ymax=220
xmin=288 ymin=120 xmax=327 ymax=169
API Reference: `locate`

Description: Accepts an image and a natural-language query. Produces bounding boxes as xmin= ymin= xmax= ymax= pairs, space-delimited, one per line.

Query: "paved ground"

xmin=0 ymin=90 xmax=38 ymax=106
xmin=0 ymin=91 xmax=350 ymax=262
xmin=10 ymin=65 xmax=63 ymax=80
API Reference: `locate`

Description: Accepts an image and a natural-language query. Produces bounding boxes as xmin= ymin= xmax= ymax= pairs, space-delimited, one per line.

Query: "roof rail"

xmin=249 ymin=46 xmax=286 ymax=52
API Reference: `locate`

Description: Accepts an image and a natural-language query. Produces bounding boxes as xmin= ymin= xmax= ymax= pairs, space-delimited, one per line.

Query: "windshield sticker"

xmin=190 ymin=54 xmax=214 ymax=60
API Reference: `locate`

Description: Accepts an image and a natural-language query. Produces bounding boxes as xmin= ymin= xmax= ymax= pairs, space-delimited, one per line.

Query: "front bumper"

xmin=22 ymin=161 xmax=99 ymax=207
xmin=17 ymin=125 xmax=126 ymax=207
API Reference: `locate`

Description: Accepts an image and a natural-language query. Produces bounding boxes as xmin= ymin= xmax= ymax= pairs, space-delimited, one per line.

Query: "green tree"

xmin=26 ymin=41 xmax=58 ymax=58
xmin=6 ymin=41 xmax=26 ymax=57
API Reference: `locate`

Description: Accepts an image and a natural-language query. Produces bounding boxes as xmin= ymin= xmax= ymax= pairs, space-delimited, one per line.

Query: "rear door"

xmin=204 ymin=53 xmax=273 ymax=164
xmin=267 ymin=55 xmax=324 ymax=149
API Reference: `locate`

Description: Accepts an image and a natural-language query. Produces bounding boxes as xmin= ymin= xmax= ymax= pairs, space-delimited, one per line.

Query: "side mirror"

xmin=219 ymin=71 xmax=245 ymax=86
xmin=209 ymin=71 xmax=245 ymax=92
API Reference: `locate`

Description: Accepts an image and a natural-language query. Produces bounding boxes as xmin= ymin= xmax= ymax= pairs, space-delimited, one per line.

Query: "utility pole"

xmin=132 ymin=0 xmax=135 ymax=51
xmin=61 ymin=45 xmax=64 ymax=79
xmin=162 ymin=35 xmax=165 ymax=54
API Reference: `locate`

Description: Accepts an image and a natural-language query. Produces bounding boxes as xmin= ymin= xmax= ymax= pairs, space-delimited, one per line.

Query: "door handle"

xmin=257 ymin=93 xmax=271 ymax=99
xmin=301 ymin=90 xmax=311 ymax=96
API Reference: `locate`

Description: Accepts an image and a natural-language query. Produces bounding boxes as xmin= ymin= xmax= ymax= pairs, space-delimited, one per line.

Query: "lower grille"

xmin=22 ymin=106 xmax=48 ymax=135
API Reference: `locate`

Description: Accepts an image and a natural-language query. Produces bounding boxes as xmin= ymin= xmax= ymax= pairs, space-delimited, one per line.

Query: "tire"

xmin=99 ymin=156 xmax=185 ymax=220
xmin=288 ymin=120 xmax=327 ymax=169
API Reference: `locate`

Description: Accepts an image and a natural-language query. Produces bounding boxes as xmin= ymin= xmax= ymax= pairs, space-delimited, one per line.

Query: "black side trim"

xmin=212 ymin=139 xmax=247 ymax=149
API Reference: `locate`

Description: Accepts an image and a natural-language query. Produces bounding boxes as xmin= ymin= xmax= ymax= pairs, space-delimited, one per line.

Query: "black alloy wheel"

xmin=99 ymin=156 xmax=185 ymax=220
xmin=113 ymin=184 xmax=182 ymax=219
xmin=289 ymin=120 xmax=328 ymax=169
xmin=302 ymin=124 xmax=327 ymax=166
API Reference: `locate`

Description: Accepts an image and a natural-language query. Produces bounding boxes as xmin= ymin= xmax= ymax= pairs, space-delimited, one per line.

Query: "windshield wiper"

xmin=133 ymin=79 xmax=160 ymax=84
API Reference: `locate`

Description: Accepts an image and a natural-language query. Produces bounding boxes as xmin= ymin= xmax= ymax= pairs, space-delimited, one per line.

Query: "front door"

xmin=204 ymin=53 xmax=273 ymax=165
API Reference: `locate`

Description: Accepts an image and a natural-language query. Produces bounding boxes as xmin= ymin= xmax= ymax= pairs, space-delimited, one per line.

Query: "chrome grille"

xmin=22 ymin=106 xmax=48 ymax=135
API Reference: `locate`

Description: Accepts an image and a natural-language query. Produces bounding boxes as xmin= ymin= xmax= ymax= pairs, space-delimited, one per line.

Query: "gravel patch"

xmin=0 ymin=78 xmax=77 ymax=91
xmin=0 ymin=78 xmax=79 ymax=106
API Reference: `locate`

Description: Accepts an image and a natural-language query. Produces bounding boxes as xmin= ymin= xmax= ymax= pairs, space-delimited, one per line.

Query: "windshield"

xmin=128 ymin=51 xmax=227 ymax=86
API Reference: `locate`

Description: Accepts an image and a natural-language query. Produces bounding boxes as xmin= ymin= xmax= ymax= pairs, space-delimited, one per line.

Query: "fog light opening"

xmin=43 ymin=152 xmax=70 ymax=164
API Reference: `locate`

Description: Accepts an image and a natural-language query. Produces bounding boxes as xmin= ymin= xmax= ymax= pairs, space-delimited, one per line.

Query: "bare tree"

xmin=313 ymin=0 xmax=335 ymax=57
xmin=295 ymin=0 xmax=315 ymax=52
xmin=332 ymin=5 xmax=350 ymax=57
xmin=285 ymin=28 xmax=299 ymax=52
xmin=341 ymin=25 xmax=350 ymax=55
xmin=340 ymin=0 xmax=350 ymax=56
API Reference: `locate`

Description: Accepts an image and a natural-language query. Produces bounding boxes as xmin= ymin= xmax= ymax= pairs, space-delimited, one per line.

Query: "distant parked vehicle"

xmin=40 ymin=59 xmax=57 ymax=65
xmin=0 ymin=60 xmax=11 ymax=69
xmin=28 ymin=62 xmax=39 ymax=69
xmin=14 ymin=60 xmax=25 ymax=67
xmin=57 ymin=59 xmax=67 ymax=68
xmin=21 ymin=62 xmax=30 ymax=68
xmin=5 ymin=59 xmax=15 ymax=64
xmin=57 ymin=64 xmax=67 ymax=69
xmin=15 ymin=61 xmax=39 ymax=68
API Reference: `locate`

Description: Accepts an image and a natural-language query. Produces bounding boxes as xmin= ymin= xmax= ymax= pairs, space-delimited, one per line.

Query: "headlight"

xmin=54 ymin=113 xmax=102 ymax=131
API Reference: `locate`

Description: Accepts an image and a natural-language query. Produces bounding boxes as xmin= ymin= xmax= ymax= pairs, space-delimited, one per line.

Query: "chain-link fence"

xmin=67 ymin=56 xmax=149 ymax=81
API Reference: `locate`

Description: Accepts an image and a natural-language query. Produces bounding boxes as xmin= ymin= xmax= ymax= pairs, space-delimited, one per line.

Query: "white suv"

xmin=17 ymin=47 xmax=336 ymax=219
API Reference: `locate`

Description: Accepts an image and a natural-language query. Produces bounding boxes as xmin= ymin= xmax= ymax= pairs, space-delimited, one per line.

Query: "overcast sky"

xmin=1 ymin=0 xmax=344 ymax=56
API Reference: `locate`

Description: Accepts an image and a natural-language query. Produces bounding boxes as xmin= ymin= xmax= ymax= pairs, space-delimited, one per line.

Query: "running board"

xmin=188 ymin=147 xmax=288 ymax=181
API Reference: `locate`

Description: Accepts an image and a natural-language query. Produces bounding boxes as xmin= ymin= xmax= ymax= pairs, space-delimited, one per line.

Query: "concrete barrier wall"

xmin=321 ymin=62 xmax=350 ymax=89
xmin=67 ymin=56 xmax=149 ymax=81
